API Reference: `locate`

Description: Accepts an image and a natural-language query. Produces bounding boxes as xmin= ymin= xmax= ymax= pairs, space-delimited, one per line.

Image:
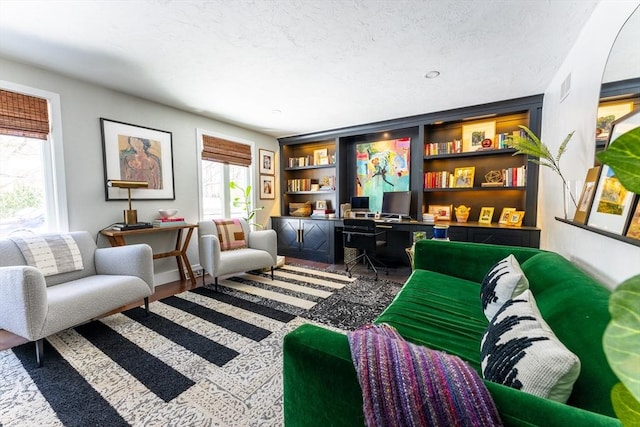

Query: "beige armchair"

xmin=0 ymin=231 xmax=154 ymax=366
xmin=198 ymin=219 xmax=277 ymax=289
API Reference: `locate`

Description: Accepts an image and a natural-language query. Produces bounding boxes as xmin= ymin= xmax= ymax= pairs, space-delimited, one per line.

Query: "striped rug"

xmin=0 ymin=265 xmax=393 ymax=426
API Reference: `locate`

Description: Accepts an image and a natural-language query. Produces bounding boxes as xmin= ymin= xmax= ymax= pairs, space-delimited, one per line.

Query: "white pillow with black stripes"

xmin=480 ymin=254 xmax=529 ymax=321
xmin=480 ymin=290 xmax=581 ymax=403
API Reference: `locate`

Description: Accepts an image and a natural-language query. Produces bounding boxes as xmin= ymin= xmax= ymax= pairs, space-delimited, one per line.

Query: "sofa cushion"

xmin=213 ymin=218 xmax=247 ymax=251
xmin=10 ymin=233 xmax=84 ymax=277
xmin=375 ymin=269 xmax=488 ymax=371
xmin=480 ymin=290 xmax=581 ymax=403
xmin=348 ymin=323 xmax=503 ymax=427
xmin=481 ymin=254 xmax=529 ymax=321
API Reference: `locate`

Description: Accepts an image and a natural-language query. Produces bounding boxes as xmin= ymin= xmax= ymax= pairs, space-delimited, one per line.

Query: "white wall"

xmin=0 ymin=57 xmax=280 ymax=284
xmin=539 ymin=1 xmax=640 ymax=289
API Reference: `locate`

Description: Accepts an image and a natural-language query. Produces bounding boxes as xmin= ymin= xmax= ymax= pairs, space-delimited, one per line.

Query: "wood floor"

xmin=0 ymin=258 xmax=411 ymax=352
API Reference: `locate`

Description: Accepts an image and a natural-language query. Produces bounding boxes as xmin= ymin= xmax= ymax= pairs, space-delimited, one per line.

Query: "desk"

xmin=100 ymin=224 xmax=197 ymax=286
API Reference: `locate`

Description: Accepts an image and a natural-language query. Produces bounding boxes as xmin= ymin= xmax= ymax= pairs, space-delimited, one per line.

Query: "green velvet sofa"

xmin=283 ymin=239 xmax=621 ymax=426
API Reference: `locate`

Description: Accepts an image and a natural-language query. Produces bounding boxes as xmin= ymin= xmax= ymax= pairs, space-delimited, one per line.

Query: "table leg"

xmin=181 ymin=227 xmax=196 ymax=286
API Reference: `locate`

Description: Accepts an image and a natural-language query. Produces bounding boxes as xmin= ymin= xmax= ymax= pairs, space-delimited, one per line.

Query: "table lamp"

xmin=106 ymin=179 xmax=149 ymax=224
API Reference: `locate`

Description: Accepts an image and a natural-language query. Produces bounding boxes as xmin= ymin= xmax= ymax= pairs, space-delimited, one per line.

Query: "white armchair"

xmin=0 ymin=231 xmax=154 ymax=366
xmin=198 ymin=219 xmax=277 ymax=289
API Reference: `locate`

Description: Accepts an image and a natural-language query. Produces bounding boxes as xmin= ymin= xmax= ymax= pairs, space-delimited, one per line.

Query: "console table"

xmin=100 ymin=224 xmax=198 ymax=286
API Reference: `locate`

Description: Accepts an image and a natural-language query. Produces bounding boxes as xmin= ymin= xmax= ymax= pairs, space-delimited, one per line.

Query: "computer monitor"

xmin=350 ymin=196 xmax=370 ymax=212
xmin=381 ymin=191 xmax=411 ymax=220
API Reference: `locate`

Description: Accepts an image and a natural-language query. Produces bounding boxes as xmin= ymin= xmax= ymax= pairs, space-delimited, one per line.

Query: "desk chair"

xmin=342 ymin=218 xmax=388 ymax=280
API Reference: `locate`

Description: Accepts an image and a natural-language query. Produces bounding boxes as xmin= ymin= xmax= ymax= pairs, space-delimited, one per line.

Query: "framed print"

xmin=498 ymin=207 xmax=516 ymax=224
xmin=315 ymin=200 xmax=327 ymax=210
xmin=506 ymin=211 xmax=525 ymax=227
xmin=259 ymin=149 xmax=275 ymax=175
xmin=428 ymin=204 xmax=452 ymax=221
xmin=573 ymin=166 xmax=601 ymax=224
xmin=587 ymin=165 xmax=635 ymax=234
xmin=462 ymin=121 xmax=496 ymax=153
xmin=596 ymin=101 xmax=634 ymax=144
xmin=101 ymin=118 xmax=174 ymax=200
xmin=259 ymin=175 xmax=275 ymax=199
xmin=453 ymin=166 xmax=475 ymax=188
xmin=607 ymin=109 xmax=640 ymax=146
xmin=478 ymin=207 xmax=495 ymax=225
xmin=313 ymin=148 xmax=329 ymax=165
xmin=625 ymin=198 xmax=640 ymax=240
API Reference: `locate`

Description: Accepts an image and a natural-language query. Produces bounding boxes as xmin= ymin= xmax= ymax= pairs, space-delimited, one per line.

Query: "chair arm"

xmin=248 ymin=229 xmax=277 ymax=264
xmin=95 ymin=244 xmax=154 ymax=292
xmin=0 ymin=266 xmax=48 ymax=341
xmin=199 ymin=234 xmax=221 ymax=277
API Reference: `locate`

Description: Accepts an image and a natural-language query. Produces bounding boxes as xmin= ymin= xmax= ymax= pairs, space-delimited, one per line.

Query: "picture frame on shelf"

xmin=313 ymin=148 xmax=329 ymax=165
xmin=100 ymin=118 xmax=175 ymax=201
xmin=596 ymin=101 xmax=634 ymax=145
xmin=587 ymin=164 xmax=635 ymax=234
xmin=573 ymin=166 xmax=601 ymax=224
xmin=428 ymin=204 xmax=452 ymax=221
xmin=453 ymin=166 xmax=475 ymax=188
xmin=506 ymin=211 xmax=525 ymax=227
xmin=498 ymin=207 xmax=516 ymax=224
xmin=259 ymin=149 xmax=275 ymax=175
xmin=625 ymin=198 xmax=640 ymax=240
xmin=259 ymin=175 xmax=275 ymax=199
xmin=315 ymin=200 xmax=327 ymax=210
xmin=462 ymin=120 xmax=496 ymax=153
xmin=478 ymin=207 xmax=495 ymax=225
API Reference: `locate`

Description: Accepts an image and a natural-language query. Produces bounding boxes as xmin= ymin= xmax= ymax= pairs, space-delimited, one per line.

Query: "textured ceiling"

xmin=0 ymin=0 xmax=599 ymax=138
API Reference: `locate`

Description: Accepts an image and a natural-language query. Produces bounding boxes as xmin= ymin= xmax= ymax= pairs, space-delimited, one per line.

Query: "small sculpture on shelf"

xmin=482 ymin=170 xmax=504 ymax=188
xmin=454 ymin=205 xmax=470 ymax=223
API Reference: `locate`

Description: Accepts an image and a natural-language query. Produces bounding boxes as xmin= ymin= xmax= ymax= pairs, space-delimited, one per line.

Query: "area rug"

xmin=0 ymin=265 xmax=403 ymax=426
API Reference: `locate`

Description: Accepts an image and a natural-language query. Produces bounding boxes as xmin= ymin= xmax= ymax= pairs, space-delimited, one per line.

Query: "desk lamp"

xmin=106 ymin=179 xmax=148 ymax=224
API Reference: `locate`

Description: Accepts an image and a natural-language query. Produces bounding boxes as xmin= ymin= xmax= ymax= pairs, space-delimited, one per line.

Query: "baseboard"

xmin=154 ymin=264 xmax=202 ymax=285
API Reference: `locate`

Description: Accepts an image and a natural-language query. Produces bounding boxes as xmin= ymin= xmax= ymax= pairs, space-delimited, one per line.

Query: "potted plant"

xmin=596 ymin=126 xmax=640 ymax=425
xmin=506 ymin=126 xmax=576 ymax=218
xmin=229 ymin=181 xmax=264 ymax=229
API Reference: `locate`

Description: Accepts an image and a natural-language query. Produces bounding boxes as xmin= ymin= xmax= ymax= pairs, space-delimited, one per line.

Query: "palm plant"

xmin=229 ymin=181 xmax=264 ymax=228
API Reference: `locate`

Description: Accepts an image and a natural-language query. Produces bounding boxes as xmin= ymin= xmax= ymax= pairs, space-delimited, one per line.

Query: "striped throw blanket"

xmin=348 ymin=324 xmax=502 ymax=427
xmin=10 ymin=233 xmax=84 ymax=277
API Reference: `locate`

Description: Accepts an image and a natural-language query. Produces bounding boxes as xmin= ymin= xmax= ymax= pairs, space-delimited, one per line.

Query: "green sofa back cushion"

xmin=520 ymin=252 xmax=617 ymax=416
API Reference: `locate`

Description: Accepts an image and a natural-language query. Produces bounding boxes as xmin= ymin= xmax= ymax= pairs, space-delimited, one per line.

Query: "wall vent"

xmin=560 ymin=73 xmax=571 ymax=102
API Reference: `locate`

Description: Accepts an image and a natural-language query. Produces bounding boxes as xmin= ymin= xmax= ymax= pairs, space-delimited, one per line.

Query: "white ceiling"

xmin=0 ymin=0 xmax=599 ymax=138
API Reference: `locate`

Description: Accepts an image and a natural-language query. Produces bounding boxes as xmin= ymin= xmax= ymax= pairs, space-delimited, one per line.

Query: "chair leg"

xmin=345 ymin=252 xmax=366 ymax=278
xmin=271 ymin=266 xmax=274 ymax=280
xmin=202 ymin=270 xmax=206 ymax=287
xmin=35 ymin=339 xmax=44 ymax=367
xmin=144 ymin=297 xmax=150 ymax=316
xmin=214 ymin=276 xmax=218 ymax=292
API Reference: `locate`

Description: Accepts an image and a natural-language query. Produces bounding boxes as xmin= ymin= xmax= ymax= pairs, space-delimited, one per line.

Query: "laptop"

xmin=350 ymin=196 xmax=370 ymax=212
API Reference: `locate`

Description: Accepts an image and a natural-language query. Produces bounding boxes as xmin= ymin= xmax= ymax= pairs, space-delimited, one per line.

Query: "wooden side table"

xmin=100 ymin=224 xmax=198 ymax=286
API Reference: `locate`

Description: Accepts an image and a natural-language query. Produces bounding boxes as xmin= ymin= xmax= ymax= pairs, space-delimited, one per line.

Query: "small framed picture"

xmin=506 ymin=211 xmax=525 ymax=227
xmin=259 ymin=175 xmax=275 ymax=199
xmin=498 ymin=207 xmax=516 ymax=224
xmin=478 ymin=207 xmax=495 ymax=225
xmin=596 ymin=101 xmax=634 ymax=144
xmin=315 ymin=200 xmax=327 ymax=210
xmin=625 ymin=198 xmax=640 ymax=240
xmin=453 ymin=167 xmax=475 ymax=188
xmin=587 ymin=165 xmax=635 ymax=234
xmin=428 ymin=204 xmax=452 ymax=221
xmin=259 ymin=149 xmax=275 ymax=175
xmin=573 ymin=166 xmax=601 ymax=224
xmin=313 ymin=148 xmax=329 ymax=165
xmin=462 ymin=121 xmax=496 ymax=153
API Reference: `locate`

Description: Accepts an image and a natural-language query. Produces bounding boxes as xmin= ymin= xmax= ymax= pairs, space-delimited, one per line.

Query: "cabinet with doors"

xmin=271 ymin=217 xmax=335 ymax=263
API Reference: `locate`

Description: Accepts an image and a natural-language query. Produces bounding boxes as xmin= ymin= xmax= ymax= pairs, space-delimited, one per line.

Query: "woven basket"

xmin=289 ymin=202 xmax=312 ymax=217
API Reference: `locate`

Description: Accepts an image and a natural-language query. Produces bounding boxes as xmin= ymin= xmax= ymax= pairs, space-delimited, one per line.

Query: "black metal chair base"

xmin=345 ymin=251 xmax=388 ymax=281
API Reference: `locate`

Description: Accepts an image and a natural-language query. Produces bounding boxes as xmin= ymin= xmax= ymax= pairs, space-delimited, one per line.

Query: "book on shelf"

xmin=311 ymin=209 xmax=335 ymax=218
xmin=152 ymin=219 xmax=187 ymax=227
xmin=110 ymin=222 xmax=153 ymax=231
xmin=425 ymin=139 xmax=462 ymax=156
xmin=155 ymin=217 xmax=185 ymax=222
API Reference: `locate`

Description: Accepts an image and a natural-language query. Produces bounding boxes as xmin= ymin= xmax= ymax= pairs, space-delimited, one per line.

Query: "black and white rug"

xmin=0 ymin=265 xmax=403 ymax=426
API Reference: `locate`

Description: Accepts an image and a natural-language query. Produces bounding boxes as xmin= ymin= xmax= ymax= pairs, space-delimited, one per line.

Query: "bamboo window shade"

xmin=0 ymin=89 xmax=50 ymax=140
xmin=201 ymin=135 xmax=252 ymax=167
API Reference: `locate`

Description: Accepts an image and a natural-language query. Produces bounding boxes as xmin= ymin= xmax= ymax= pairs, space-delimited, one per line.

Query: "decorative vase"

xmin=563 ymin=180 xmax=581 ymax=220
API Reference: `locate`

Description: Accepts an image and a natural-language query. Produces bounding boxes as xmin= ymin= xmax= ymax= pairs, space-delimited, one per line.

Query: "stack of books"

xmin=111 ymin=222 xmax=153 ymax=231
xmin=310 ymin=209 xmax=335 ymax=219
xmin=152 ymin=217 xmax=187 ymax=227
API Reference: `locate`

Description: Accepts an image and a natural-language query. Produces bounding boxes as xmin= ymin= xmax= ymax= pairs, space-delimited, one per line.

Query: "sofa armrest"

xmin=248 ymin=229 xmax=277 ymax=264
xmin=199 ymin=234 xmax=221 ymax=277
xmin=0 ymin=266 xmax=48 ymax=340
xmin=484 ymin=380 xmax=621 ymax=427
xmin=413 ymin=239 xmax=543 ymax=282
xmin=95 ymin=244 xmax=154 ymax=292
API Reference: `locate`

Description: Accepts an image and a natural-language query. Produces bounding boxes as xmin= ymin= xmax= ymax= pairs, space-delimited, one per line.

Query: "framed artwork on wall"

xmin=573 ymin=166 xmax=601 ymax=224
xmin=100 ymin=118 xmax=175 ymax=200
xmin=259 ymin=175 xmax=275 ymax=199
xmin=259 ymin=149 xmax=275 ymax=175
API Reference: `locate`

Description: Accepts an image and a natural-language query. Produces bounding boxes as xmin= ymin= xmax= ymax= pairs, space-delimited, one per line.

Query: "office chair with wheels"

xmin=342 ymin=218 xmax=388 ymax=280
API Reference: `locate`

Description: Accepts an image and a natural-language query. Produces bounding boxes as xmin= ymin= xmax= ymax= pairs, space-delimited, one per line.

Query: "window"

xmin=198 ymin=130 xmax=252 ymax=220
xmin=0 ymin=84 xmax=68 ymax=237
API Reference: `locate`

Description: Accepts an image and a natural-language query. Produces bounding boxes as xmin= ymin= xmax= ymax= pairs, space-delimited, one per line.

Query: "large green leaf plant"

xmin=597 ymin=126 xmax=640 ymax=425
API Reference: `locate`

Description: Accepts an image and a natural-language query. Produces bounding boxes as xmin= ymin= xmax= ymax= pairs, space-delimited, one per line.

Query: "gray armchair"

xmin=198 ymin=219 xmax=277 ymax=288
xmin=0 ymin=231 xmax=154 ymax=366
